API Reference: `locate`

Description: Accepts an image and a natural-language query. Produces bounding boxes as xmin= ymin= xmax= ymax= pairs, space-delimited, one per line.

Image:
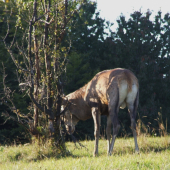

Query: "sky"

xmin=95 ymin=0 xmax=170 ymax=31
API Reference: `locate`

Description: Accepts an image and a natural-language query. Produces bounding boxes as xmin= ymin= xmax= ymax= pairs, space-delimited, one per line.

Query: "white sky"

xmin=95 ymin=0 xmax=170 ymax=31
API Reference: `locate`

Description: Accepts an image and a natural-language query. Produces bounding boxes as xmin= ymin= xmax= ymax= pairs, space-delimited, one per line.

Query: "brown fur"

xmin=62 ymin=68 xmax=139 ymax=156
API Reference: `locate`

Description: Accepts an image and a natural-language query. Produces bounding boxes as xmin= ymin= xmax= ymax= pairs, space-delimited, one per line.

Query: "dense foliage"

xmin=0 ymin=0 xmax=170 ymax=144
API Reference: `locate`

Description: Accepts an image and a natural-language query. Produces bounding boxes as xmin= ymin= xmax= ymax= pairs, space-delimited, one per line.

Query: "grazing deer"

xmin=62 ymin=68 xmax=139 ymax=156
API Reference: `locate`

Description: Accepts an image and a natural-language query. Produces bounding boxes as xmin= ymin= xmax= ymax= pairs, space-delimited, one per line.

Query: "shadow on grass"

xmin=5 ymin=137 xmax=170 ymax=162
xmin=6 ymin=145 xmax=170 ymax=162
xmin=6 ymin=142 xmax=93 ymax=163
xmin=139 ymin=145 xmax=170 ymax=153
xmin=6 ymin=148 xmax=75 ymax=162
xmin=111 ymin=145 xmax=170 ymax=156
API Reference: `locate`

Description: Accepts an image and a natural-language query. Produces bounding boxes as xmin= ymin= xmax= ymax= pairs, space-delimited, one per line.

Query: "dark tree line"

xmin=0 ymin=0 xmax=170 ymax=145
xmin=65 ymin=10 xmax=170 ymax=139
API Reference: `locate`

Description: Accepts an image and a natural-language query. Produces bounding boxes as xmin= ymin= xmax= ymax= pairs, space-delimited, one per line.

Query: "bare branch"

xmin=39 ymin=17 xmax=54 ymax=24
xmin=0 ymin=112 xmax=11 ymax=125
xmin=1 ymin=111 xmax=35 ymax=135
xmin=1 ymin=63 xmax=20 ymax=121
xmin=19 ymin=82 xmax=53 ymax=118
xmin=19 ymin=82 xmax=31 ymax=87
xmin=16 ymin=42 xmax=29 ymax=70
xmin=29 ymin=87 xmax=54 ymax=118
xmin=3 ymin=22 xmax=29 ymax=73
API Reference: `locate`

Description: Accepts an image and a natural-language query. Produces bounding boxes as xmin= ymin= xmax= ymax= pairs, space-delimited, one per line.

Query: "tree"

xmin=1 ymin=0 xmax=87 ymax=148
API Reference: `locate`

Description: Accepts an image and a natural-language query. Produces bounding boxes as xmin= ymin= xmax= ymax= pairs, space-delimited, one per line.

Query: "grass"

xmin=0 ymin=136 xmax=170 ymax=170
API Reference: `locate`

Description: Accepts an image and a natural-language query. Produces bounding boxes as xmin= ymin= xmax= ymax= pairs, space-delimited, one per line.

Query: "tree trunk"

xmin=33 ymin=0 xmax=40 ymax=129
xmin=44 ymin=0 xmax=54 ymax=137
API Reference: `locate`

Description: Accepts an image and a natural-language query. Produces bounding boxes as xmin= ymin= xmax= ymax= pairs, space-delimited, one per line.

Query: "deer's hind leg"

xmin=107 ymin=84 xmax=120 ymax=156
xmin=106 ymin=115 xmax=112 ymax=155
xmin=127 ymin=88 xmax=139 ymax=153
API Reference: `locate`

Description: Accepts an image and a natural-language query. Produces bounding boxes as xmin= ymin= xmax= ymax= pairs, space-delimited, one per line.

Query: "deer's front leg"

xmin=91 ymin=107 xmax=100 ymax=157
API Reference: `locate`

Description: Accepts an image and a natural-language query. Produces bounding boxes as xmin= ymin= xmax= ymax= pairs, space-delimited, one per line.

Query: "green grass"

xmin=0 ymin=136 xmax=170 ymax=170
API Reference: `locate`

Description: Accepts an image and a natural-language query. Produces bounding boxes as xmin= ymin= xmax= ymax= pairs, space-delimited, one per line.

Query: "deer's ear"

xmin=62 ymin=97 xmax=68 ymax=105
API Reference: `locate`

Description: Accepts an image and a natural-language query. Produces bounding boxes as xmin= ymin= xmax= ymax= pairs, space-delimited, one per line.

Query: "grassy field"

xmin=0 ymin=136 xmax=170 ymax=170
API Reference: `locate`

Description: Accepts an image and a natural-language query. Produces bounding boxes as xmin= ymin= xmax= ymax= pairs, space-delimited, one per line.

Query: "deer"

xmin=61 ymin=68 xmax=139 ymax=156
